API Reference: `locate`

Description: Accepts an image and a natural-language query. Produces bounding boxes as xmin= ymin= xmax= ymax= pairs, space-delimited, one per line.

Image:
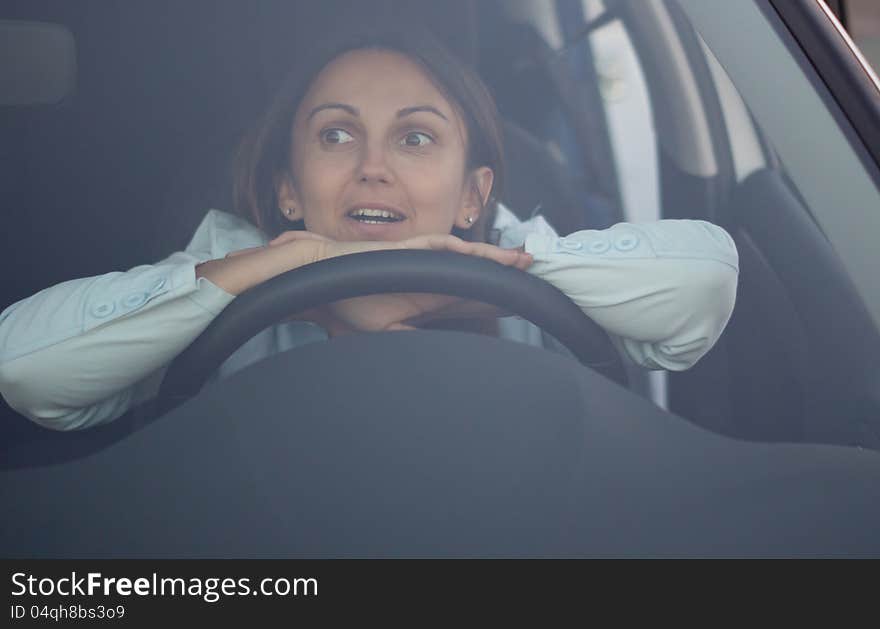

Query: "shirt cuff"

xmin=523 ymin=232 xmax=556 ymax=256
xmin=187 ymin=265 xmax=237 ymax=316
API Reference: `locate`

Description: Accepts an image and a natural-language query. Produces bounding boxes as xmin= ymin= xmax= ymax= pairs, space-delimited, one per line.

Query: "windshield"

xmin=3 ymin=0 xmax=880 ymax=444
xmin=5 ymin=0 xmax=880 ymax=561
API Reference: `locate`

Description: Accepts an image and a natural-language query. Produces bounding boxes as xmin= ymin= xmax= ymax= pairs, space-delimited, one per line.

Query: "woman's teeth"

xmin=350 ymin=208 xmax=404 ymax=223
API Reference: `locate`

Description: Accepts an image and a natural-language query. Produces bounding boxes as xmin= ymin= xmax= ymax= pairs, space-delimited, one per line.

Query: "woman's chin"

xmin=343 ymin=216 xmax=411 ymax=241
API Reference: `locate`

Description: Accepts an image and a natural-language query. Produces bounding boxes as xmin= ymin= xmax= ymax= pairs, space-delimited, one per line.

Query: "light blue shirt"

xmin=0 ymin=205 xmax=739 ymax=430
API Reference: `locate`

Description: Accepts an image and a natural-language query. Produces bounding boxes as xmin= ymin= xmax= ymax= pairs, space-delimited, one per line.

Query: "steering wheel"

xmin=157 ymin=250 xmax=627 ymax=412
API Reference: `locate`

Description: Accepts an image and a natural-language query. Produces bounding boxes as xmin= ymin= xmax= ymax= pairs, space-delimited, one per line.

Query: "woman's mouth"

xmin=347 ymin=207 xmax=406 ymax=224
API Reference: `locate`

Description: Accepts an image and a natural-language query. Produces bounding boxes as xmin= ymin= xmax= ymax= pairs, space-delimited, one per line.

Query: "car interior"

xmin=4 ymin=0 xmax=880 ymax=451
xmin=3 ymin=0 xmax=880 ymax=556
xmin=0 ymin=0 xmax=632 ymax=452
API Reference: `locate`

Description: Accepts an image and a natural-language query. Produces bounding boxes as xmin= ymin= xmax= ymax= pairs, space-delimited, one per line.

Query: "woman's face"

xmin=278 ymin=49 xmax=493 ymax=241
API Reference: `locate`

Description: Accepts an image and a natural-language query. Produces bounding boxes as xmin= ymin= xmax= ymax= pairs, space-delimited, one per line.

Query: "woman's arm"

xmin=0 ymin=213 xmax=530 ymax=431
xmin=0 ymin=207 xmax=286 ymax=431
xmin=0 ymin=251 xmax=238 ymax=431
xmin=523 ymin=219 xmax=739 ymax=371
xmin=402 ymin=208 xmax=737 ymax=373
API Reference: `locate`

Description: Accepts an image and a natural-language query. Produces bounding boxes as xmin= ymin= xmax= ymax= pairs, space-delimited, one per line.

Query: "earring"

xmin=465 ymin=216 xmax=474 ymax=225
xmin=285 ymin=208 xmax=293 ymax=216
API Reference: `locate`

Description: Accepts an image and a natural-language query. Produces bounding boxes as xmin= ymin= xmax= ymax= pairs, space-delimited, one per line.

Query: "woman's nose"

xmin=357 ymin=142 xmax=394 ymax=184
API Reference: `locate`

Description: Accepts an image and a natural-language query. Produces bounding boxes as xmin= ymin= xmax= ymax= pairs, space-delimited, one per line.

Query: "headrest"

xmin=0 ymin=20 xmax=76 ymax=106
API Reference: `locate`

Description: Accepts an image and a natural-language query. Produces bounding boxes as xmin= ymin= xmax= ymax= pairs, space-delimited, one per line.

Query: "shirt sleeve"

xmin=502 ymin=211 xmax=739 ymax=371
xmin=0 ymin=209 xmax=263 ymax=431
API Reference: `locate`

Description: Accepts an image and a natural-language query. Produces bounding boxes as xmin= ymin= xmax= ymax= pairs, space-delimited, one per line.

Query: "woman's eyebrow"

xmin=397 ymin=105 xmax=449 ymax=122
xmin=306 ymin=102 xmax=449 ymax=123
xmin=307 ymin=102 xmax=359 ymax=120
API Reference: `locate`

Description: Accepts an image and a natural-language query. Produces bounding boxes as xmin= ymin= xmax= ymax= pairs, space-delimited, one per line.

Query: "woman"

xmin=0 ymin=27 xmax=738 ymax=431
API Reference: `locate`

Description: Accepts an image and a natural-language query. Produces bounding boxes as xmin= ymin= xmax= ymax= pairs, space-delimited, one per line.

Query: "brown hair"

xmin=232 ymin=23 xmax=505 ymax=244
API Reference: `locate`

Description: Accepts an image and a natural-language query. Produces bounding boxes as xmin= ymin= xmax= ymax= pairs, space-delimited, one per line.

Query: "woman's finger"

xmin=461 ymin=240 xmax=522 ymax=262
xmin=411 ymin=235 xmax=532 ymax=269
xmin=472 ymin=242 xmax=532 ymax=269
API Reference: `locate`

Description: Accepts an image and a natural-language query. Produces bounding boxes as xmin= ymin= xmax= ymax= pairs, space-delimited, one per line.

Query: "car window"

xmin=483 ymin=0 xmax=880 ymax=435
xmin=698 ymin=36 xmax=768 ymax=184
xmin=680 ymin=0 xmax=880 ymax=328
xmin=478 ymin=0 xmax=624 ymax=234
xmin=515 ymin=0 xmax=880 ymax=331
xmin=583 ymin=0 xmax=659 ymax=225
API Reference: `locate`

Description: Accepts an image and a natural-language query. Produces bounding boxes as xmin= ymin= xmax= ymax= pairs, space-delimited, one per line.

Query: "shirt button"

xmin=151 ymin=277 xmax=166 ymax=292
xmin=588 ymin=239 xmax=611 ymax=254
xmin=122 ymin=293 xmax=148 ymax=309
xmin=614 ymin=233 xmax=640 ymax=252
xmin=559 ymin=238 xmax=584 ymax=251
xmin=91 ymin=302 xmax=115 ymax=318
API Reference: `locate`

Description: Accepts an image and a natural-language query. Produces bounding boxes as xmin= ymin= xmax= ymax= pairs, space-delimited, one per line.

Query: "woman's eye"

xmin=401 ymin=132 xmax=433 ymax=147
xmin=322 ymin=128 xmax=354 ymax=144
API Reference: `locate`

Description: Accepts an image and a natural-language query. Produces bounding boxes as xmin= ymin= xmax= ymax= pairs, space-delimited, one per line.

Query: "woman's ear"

xmin=456 ymin=166 xmax=494 ymax=230
xmin=276 ymin=172 xmax=303 ymax=222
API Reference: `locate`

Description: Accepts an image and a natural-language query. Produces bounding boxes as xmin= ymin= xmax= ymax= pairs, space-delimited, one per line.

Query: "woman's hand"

xmin=264 ymin=230 xmax=531 ymax=269
xmin=258 ymin=230 xmax=533 ymax=335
